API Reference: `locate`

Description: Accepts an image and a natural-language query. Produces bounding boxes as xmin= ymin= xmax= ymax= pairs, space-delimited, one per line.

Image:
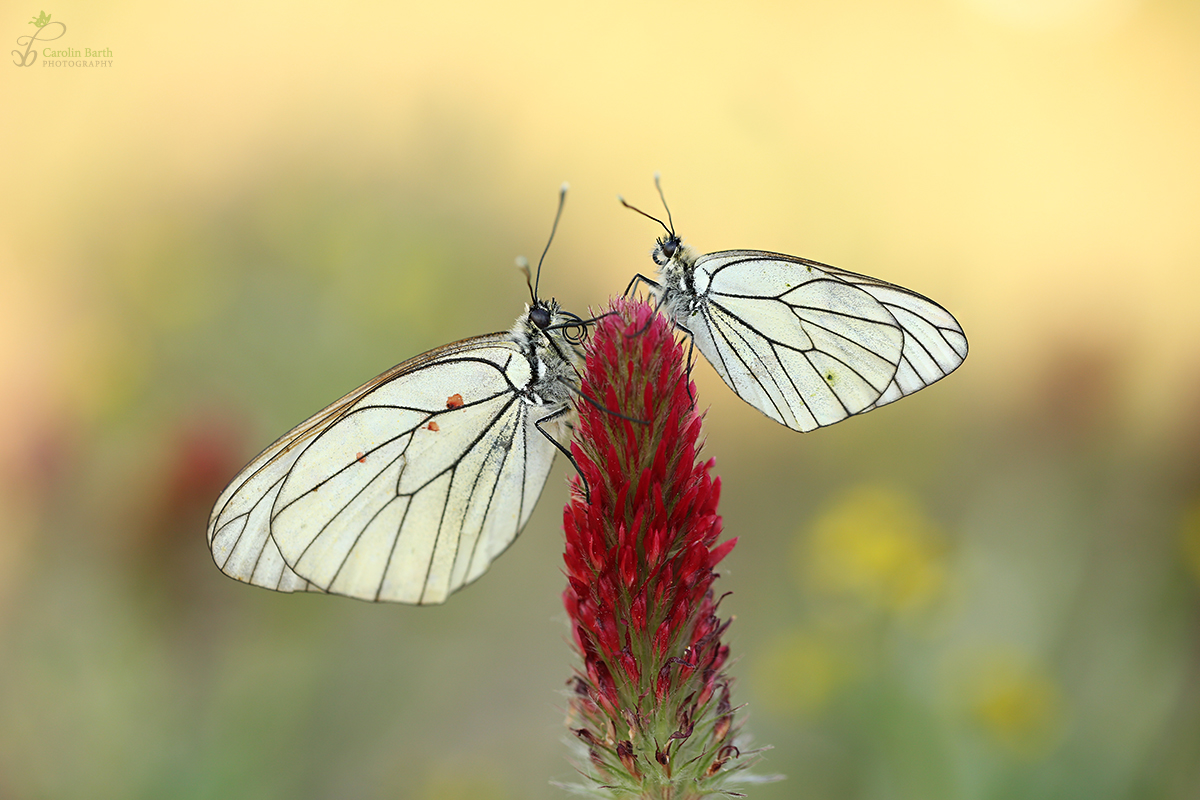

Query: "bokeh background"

xmin=3 ymin=0 xmax=1199 ymax=798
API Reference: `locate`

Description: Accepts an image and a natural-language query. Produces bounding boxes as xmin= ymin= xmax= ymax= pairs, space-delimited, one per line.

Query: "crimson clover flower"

xmin=560 ymin=298 xmax=770 ymax=798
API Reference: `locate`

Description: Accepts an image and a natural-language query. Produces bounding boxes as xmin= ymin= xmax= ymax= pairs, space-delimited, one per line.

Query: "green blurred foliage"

xmin=2 ymin=0 xmax=1200 ymax=798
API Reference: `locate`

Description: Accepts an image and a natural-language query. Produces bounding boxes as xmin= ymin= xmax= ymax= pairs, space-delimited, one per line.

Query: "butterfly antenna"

xmin=618 ymin=195 xmax=673 ymax=238
xmin=546 ymin=309 xmax=619 ymax=345
xmin=516 ymin=256 xmax=535 ymax=304
xmin=653 ymin=172 xmax=675 ymax=235
xmin=534 ymin=182 xmax=569 ymax=301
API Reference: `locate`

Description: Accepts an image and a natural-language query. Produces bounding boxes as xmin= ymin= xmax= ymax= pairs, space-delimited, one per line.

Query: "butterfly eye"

xmin=530 ymin=306 xmax=552 ymax=329
xmin=653 ymin=236 xmax=683 ymax=267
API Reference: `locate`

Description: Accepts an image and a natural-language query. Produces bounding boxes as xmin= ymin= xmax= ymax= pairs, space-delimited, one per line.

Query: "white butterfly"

xmin=207 ymin=187 xmax=586 ymax=604
xmin=621 ymin=177 xmax=968 ymax=432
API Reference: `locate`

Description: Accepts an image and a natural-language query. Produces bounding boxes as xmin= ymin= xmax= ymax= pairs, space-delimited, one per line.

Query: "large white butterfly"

xmin=621 ymin=177 xmax=968 ymax=432
xmin=207 ymin=187 xmax=586 ymax=604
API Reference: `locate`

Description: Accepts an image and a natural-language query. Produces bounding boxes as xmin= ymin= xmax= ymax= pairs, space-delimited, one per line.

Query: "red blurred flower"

xmin=561 ymin=298 xmax=765 ymax=798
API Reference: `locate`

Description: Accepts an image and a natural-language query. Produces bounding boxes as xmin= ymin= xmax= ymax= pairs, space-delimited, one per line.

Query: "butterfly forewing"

xmin=208 ymin=323 xmax=577 ymax=605
xmin=207 ymin=336 xmax=497 ymax=589
xmin=680 ymin=251 xmax=918 ymax=431
xmin=272 ymin=342 xmax=548 ymax=604
xmin=631 ymin=192 xmax=968 ymax=432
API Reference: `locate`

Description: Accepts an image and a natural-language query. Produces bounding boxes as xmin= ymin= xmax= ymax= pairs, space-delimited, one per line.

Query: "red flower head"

xmin=561 ymin=298 xmax=763 ymax=798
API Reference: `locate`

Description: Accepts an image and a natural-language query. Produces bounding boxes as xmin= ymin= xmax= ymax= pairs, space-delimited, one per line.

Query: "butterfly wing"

xmin=818 ymin=262 xmax=968 ymax=410
xmin=680 ymin=250 xmax=965 ymax=432
xmin=207 ymin=333 xmax=563 ymax=604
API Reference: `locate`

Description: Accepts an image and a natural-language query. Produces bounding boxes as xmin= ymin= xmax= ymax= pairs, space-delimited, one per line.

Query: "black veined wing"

xmin=207 ymin=186 xmax=586 ymax=604
xmin=621 ymin=177 xmax=968 ymax=432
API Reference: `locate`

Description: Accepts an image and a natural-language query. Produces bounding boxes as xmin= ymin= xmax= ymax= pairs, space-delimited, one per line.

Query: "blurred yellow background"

xmin=2 ymin=0 xmax=1199 ymax=797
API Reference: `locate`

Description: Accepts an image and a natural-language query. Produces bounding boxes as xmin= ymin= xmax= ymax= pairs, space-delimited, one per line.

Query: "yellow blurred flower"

xmin=962 ymin=653 xmax=1065 ymax=757
xmin=800 ymin=484 xmax=947 ymax=614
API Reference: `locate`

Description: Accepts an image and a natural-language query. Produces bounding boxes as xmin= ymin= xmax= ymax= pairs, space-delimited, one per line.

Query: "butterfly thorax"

xmin=653 ymin=236 xmax=707 ymax=320
xmin=509 ymin=299 xmax=583 ymax=408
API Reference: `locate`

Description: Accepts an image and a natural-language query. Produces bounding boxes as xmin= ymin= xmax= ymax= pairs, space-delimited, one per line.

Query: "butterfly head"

xmin=529 ymin=300 xmax=553 ymax=330
xmin=515 ymin=298 xmax=590 ymax=350
xmin=515 ymin=298 xmax=559 ymax=343
xmin=652 ymin=233 xmax=688 ymax=267
xmin=620 ymin=175 xmax=695 ymax=272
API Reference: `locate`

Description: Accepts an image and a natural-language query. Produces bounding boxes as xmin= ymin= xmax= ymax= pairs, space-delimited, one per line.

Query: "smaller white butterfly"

xmin=208 ymin=185 xmax=587 ymax=604
xmin=621 ymin=176 xmax=968 ymax=433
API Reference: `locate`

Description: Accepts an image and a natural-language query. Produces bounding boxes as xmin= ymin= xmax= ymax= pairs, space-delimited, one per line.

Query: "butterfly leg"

xmin=623 ymin=272 xmax=660 ymax=297
xmin=616 ymin=281 xmax=699 ymax=407
xmin=535 ymin=406 xmax=592 ymax=502
xmin=565 ymin=378 xmax=648 ymax=427
xmin=664 ymin=317 xmax=700 ymax=408
xmin=622 ymin=274 xmax=670 ymax=340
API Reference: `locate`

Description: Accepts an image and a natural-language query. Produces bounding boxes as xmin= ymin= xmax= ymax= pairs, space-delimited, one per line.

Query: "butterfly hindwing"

xmin=819 ymin=263 xmax=969 ymax=410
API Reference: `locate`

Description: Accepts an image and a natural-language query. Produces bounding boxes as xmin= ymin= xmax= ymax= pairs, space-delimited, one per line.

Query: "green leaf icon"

xmin=29 ymin=11 xmax=52 ymax=27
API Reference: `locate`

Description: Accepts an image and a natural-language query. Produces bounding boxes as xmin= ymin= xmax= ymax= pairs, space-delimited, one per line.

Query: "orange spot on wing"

xmin=445 ymin=393 xmax=464 ymax=409
xmin=427 ymin=421 xmax=440 ymax=432
xmin=356 ymin=452 xmax=366 ymax=463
